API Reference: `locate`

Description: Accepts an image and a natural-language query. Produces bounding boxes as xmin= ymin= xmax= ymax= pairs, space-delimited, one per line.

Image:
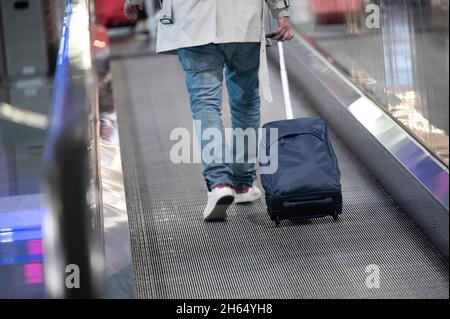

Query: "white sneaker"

xmin=234 ymin=185 xmax=262 ymax=204
xmin=203 ymin=185 xmax=234 ymax=221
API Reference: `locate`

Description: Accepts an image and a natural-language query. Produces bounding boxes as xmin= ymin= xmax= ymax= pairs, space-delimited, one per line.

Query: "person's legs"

xmin=178 ymin=44 xmax=234 ymax=190
xmin=221 ymin=43 xmax=261 ymax=191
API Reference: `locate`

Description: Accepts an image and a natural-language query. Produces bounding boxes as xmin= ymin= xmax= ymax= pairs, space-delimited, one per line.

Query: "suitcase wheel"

xmin=332 ymin=207 xmax=342 ymax=221
xmin=332 ymin=211 xmax=339 ymax=221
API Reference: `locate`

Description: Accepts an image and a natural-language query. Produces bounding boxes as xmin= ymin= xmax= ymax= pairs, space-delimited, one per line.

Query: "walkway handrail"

xmin=43 ymin=0 xmax=104 ymax=299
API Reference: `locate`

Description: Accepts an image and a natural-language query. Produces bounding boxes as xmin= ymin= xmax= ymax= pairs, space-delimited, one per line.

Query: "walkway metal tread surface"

xmin=112 ymin=51 xmax=448 ymax=299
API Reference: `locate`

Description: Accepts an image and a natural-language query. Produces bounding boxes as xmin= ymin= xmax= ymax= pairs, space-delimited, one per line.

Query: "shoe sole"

xmin=204 ymin=195 xmax=234 ymax=222
xmin=234 ymin=194 xmax=262 ymax=205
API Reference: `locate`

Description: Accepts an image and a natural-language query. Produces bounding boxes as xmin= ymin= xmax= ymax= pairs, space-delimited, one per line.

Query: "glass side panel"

xmin=0 ymin=78 xmax=52 ymax=298
xmin=290 ymin=0 xmax=449 ymax=166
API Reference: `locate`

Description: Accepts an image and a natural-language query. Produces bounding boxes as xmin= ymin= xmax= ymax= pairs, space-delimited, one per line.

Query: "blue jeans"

xmin=178 ymin=43 xmax=261 ymax=191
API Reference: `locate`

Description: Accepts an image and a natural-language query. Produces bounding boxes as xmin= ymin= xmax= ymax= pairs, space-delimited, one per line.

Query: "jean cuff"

xmin=206 ymin=178 xmax=234 ymax=192
xmin=233 ymin=181 xmax=254 ymax=191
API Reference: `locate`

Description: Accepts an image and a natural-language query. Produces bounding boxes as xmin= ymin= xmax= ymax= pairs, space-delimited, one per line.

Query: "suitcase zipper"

xmin=276 ymin=189 xmax=341 ymax=201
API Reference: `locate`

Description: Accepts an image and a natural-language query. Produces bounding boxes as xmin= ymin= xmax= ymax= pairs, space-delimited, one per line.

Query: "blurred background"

xmin=289 ymin=0 xmax=449 ymax=166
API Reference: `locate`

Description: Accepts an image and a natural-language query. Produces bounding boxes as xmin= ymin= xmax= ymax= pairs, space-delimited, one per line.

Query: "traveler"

xmin=125 ymin=0 xmax=294 ymax=221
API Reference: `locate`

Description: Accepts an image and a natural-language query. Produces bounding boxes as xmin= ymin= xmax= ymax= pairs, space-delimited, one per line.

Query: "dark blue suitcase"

xmin=260 ymin=117 xmax=342 ymax=226
xmin=260 ymin=42 xmax=342 ymax=226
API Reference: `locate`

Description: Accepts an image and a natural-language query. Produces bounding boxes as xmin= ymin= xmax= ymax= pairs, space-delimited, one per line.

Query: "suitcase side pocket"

xmin=273 ymin=131 xmax=339 ymax=195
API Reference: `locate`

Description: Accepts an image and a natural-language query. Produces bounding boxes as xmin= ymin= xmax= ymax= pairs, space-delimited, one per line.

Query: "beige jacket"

xmin=127 ymin=0 xmax=291 ymax=102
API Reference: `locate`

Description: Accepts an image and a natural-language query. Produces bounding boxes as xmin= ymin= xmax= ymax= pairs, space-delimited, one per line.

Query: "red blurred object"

xmin=311 ymin=0 xmax=362 ymax=14
xmin=90 ymin=23 xmax=109 ymax=56
xmin=311 ymin=0 xmax=363 ymax=24
xmin=94 ymin=0 xmax=133 ymax=27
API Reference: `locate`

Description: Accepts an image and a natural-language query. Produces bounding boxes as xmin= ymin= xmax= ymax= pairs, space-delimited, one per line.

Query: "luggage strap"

xmin=159 ymin=0 xmax=173 ymax=25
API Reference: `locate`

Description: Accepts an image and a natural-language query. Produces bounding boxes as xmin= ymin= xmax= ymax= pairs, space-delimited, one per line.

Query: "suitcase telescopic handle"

xmin=277 ymin=41 xmax=294 ymax=120
xmin=283 ymin=197 xmax=333 ymax=209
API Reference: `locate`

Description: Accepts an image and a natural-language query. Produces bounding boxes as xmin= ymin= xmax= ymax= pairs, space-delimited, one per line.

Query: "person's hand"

xmin=124 ymin=2 xmax=144 ymax=21
xmin=270 ymin=17 xmax=294 ymax=41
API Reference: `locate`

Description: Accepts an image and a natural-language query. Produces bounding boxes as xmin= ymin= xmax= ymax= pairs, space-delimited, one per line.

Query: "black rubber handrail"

xmin=43 ymin=0 xmax=104 ymax=299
